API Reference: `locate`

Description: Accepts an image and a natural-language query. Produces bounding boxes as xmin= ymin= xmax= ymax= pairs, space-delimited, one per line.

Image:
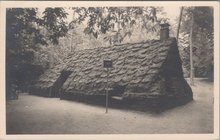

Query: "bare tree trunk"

xmin=70 ymin=11 xmax=75 ymax=52
xmin=190 ymin=13 xmax=194 ymax=86
xmin=176 ymin=7 xmax=183 ymax=43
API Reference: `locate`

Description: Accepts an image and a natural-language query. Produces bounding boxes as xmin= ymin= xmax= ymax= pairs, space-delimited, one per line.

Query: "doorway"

xmin=52 ymin=70 xmax=72 ymax=97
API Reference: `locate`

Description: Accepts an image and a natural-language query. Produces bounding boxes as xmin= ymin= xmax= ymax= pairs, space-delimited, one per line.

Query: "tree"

xmin=70 ymin=7 xmax=167 ymax=45
xmin=6 ymin=8 xmax=69 ymax=99
xmin=176 ymin=7 xmax=183 ymax=43
xmin=189 ymin=9 xmax=194 ymax=85
xmin=178 ymin=6 xmax=214 ymax=78
xmin=42 ymin=8 xmax=69 ymax=44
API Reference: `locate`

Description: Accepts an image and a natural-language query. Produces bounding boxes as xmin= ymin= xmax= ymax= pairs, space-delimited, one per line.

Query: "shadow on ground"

xmin=60 ymin=94 xmax=193 ymax=114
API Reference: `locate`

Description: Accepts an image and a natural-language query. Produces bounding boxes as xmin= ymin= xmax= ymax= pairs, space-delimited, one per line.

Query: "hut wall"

xmin=30 ymin=86 xmax=51 ymax=97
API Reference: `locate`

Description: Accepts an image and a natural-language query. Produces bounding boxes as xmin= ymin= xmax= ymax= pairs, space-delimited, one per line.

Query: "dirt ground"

xmin=6 ymin=78 xmax=214 ymax=134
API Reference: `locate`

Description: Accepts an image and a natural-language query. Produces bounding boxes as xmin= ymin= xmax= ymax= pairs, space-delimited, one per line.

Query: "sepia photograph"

xmin=0 ymin=1 xmax=219 ymax=140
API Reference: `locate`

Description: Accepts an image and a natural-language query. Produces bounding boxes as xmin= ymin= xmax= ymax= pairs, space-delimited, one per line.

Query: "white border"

xmin=0 ymin=1 xmax=219 ymax=140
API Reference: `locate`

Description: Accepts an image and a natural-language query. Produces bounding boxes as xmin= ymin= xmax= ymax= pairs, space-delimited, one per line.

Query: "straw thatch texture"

xmin=31 ymin=64 xmax=65 ymax=96
xmin=32 ymin=37 xmax=193 ymax=105
xmin=61 ymin=38 xmax=192 ymax=100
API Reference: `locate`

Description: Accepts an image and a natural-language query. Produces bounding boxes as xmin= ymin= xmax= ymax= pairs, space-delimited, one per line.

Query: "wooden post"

xmin=106 ymin=68 xmax=109 ymax=114
xmin=190 ymin=12 xmax=194 ymax=86
xmin=103 ymin=58 xmax=112 ymax=113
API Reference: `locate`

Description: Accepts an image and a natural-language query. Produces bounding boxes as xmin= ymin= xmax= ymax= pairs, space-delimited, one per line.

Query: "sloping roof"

xmin=34 ymin=64 xmax=65 ymax=89
xmin=61 ymin=38 xmax=177 ymax=96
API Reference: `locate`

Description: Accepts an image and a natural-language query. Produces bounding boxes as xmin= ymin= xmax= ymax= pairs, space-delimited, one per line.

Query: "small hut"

xmin=32 ymin=24 xmax=193 ymax=107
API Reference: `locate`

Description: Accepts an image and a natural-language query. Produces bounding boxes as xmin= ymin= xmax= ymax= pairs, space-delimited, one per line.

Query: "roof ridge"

xmin=69 ymin=38 xmax=176 ymax=56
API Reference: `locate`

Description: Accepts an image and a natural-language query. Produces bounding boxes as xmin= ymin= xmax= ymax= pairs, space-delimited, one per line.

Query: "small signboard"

xmin=103 ymin=59 xmax=113 ymax=68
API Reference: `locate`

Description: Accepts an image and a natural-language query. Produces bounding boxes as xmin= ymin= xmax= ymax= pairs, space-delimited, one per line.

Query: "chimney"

xmin=160 ymin=23 xmax=170 ymax=41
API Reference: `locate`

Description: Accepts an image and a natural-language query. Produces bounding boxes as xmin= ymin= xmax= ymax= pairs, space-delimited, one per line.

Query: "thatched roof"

xmin=33 ymin=37 xmax=193 ymax=106
xmin=60 ymin=37 xmax=179 ymax=97
xmin=34 ymin=63 xmax=65 ymax=89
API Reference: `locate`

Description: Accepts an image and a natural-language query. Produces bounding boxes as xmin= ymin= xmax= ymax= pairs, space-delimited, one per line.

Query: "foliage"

xmin=6 ymin=8 xmax=69 ymax=98
xmin=42 ymin=8 xmax=69 ymax=44
xmin=181 ymin=7 xmax=213 ymax=34
xmin=178 ymin=7 xmax=214 ymax=77
xmin=71 ymin=7 xmax=167 ymax=45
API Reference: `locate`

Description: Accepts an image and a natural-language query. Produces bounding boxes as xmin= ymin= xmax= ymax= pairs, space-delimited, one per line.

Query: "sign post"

xmin=103 ymin=59 xmax=112 ymax=114
xmin=106 ymin=69 xmax=109 ymax=113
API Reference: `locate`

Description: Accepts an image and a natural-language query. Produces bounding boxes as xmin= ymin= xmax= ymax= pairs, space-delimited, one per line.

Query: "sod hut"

xmin=32 ymin=23 xmax=192 ymax=107
xmin=32 ymin=35 xmax=193 ymax=107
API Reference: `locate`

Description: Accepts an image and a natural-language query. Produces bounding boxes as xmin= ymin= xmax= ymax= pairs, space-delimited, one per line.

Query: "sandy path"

xmin=6 ymin=79 xmax=213 ymax=134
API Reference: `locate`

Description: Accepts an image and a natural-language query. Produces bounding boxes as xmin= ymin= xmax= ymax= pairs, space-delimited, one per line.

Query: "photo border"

xmin=0 ymin=1 xmax=219 ymax=140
